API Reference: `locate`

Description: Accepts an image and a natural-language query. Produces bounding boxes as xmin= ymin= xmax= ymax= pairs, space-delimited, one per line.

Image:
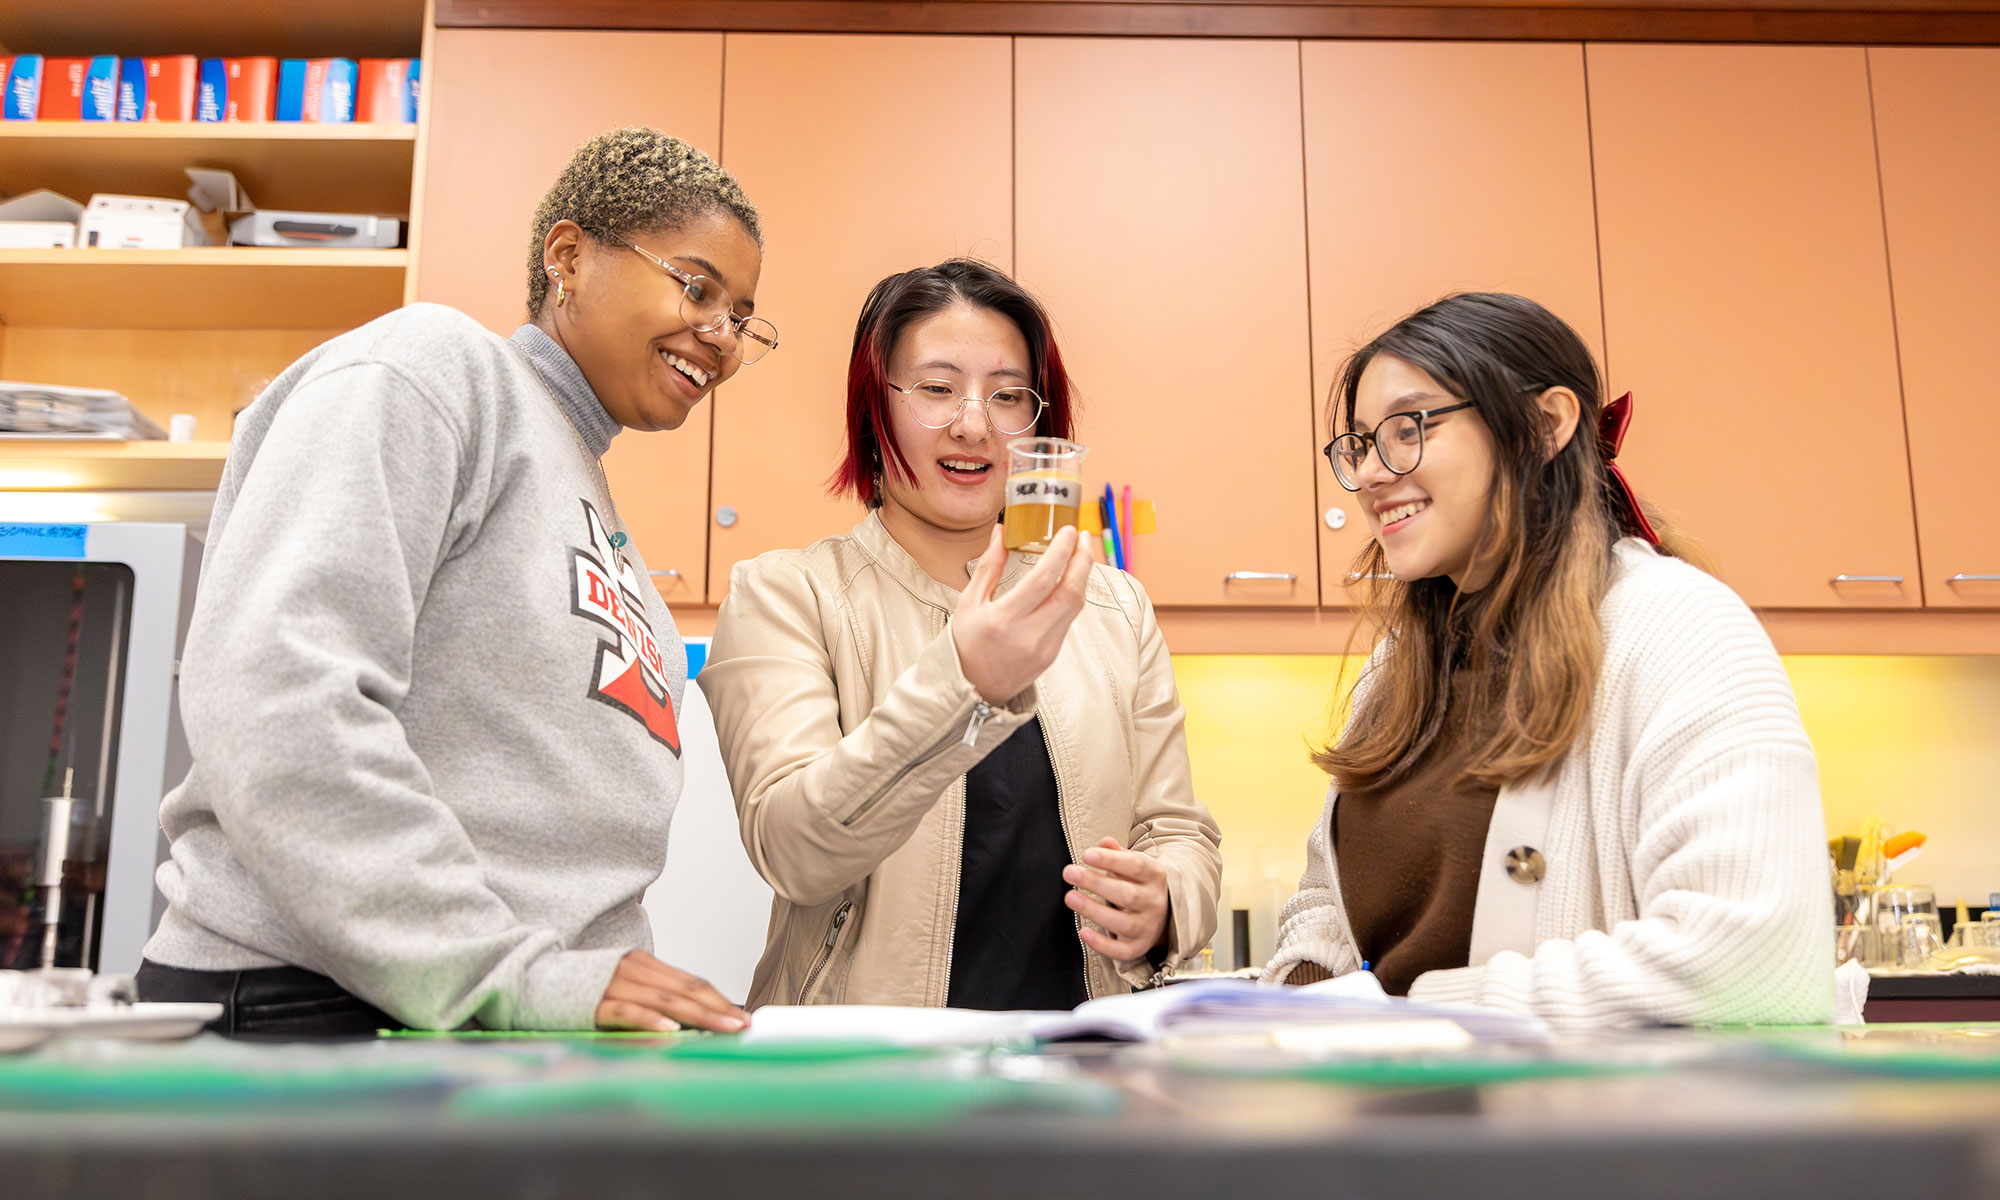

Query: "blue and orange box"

xmin=276 ymin=58 xmax=357 ymax=122
xmin=36 ymin=55 xmax=120 ymax=120
xmin=117 ymin=56 xmax=200 ymax=121
xmin=0 ymin=55 xmax=35 ymax=121
xmin=197 ymin=57 xmax=277 ymax=121
xmin=356 ymin=58 xmax=419 ymax=123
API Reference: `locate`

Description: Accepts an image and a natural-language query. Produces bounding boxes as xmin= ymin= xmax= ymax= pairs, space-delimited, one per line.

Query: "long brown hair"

xmin=1313 ymin=293 xmax=1696 ymax=791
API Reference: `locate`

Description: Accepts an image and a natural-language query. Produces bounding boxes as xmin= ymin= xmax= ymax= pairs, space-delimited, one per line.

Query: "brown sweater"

xmin=1330 ymin=673 xmax=1499 ymax=996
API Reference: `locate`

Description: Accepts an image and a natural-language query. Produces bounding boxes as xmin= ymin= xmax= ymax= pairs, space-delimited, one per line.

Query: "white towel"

xmin=1834 ymin=959 xmax=1870 ymax=1025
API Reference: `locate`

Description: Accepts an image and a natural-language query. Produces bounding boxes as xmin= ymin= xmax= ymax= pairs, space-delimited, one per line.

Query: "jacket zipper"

xmin=795 ymin=899 xmax=852 ymax=1005
xmin=838 ymin=699 xmax=993 ymax=828
xmin=939 ymin=609 xmax=978 ymax=1005
xmin=941 ymin=776 xmax=966 ymax=1005
xmin=1046 ymin=729 xmax=1095 ymax=1001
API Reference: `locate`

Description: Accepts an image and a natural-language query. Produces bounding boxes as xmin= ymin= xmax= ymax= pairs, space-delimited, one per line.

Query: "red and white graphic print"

xmin=569 ymin=500 xmax=679 ymax=755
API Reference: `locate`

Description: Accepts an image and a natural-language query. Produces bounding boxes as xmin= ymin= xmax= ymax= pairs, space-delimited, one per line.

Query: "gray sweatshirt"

xmin=146 ymin=304 xmax=687 ymax=1030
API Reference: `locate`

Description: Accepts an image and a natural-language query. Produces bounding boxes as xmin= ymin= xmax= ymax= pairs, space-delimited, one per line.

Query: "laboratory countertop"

xmin=1867 ymin=974 xmax=2000 ymax=1023
xmin=5 ymin=1025 xmax=2000 ymax=1200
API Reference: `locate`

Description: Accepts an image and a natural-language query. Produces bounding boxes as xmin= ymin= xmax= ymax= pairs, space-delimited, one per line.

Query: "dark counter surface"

xmin=5 ymin=1025 xmax=2000 ymax=1200
xmin=1870 ymin=975 xmax=2000 ymax=998
xmin=1867 ymin=973 xmax=2000 ymax=1023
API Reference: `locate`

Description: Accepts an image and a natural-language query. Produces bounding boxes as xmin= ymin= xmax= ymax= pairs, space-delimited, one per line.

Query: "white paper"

xmin=0 ymin=380 xmax=165 ymax=439
xmin=739 ymin=974 xmax=1552 ymax=1048
xmin=740 ymin=1004 xmax=1059 ymax=1047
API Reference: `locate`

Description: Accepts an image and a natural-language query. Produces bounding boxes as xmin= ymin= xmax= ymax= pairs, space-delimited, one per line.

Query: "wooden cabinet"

xmin=1014 ymin=38 xmax=1317 ymax=607
xmin=0 ymin=131 xmax=412 ymax=459
xmin=707 ymin=34 xmax=1012 ymax=603
xmin=1299 ymin=41 xmax=1604 ymax=605
xmin=412 ymin=30 xmax=724 ymax=602
xmin=1588 ymin=44 xmax=1918 ymax=609
xmin=6 ymin=15 xmax=1996 ymax=648
xmin=1869 ymin=48 xmax=2000 ymax=610
xmin=0 ymin=3 xmax=423 ymax=477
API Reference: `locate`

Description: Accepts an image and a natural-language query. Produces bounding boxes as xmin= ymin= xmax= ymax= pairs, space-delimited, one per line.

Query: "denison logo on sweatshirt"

xmin=568 ymin=499 xmax=680 ymax=755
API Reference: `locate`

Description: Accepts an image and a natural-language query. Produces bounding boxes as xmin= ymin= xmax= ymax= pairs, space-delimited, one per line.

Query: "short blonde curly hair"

xmin=527 ymin=127 xmax=762 ymax=316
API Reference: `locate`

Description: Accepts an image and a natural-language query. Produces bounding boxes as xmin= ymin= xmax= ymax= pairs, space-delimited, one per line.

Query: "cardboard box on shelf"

xmin=79 ymin=194 xmax=207 ymax=249
xmin=277 ymin=58 xmax=357 ymax=122
xmin=5 ymin=55 xmax=45 ymax=121
xmin=117 ymin=56 xmax=199 ymax=122
xmin=0 ymin=191 xmax=85 ymax=249
xmin=184 ymin=167 xmax=253 ymax=245
xmin=196 ymin=57 xmax=277 ymax=122
xmin=38 ymin=56 xmax=119 ymax=121
xmin=356 ymin=58 xmax=419 ymax=123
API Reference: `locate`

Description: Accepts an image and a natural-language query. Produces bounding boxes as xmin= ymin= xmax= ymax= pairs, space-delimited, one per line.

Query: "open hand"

xmin=951 ymin=524 xmax=1094 ymax=705
xmin=1063 ymin=836 xmax=1170 ymax=962
xmin=594 ymin=950 xmax=749 ymax=1033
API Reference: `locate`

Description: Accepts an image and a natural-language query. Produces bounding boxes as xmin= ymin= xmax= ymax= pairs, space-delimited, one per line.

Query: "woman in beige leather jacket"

xmin=699 ymin=259 xmax=1221 ymax=1010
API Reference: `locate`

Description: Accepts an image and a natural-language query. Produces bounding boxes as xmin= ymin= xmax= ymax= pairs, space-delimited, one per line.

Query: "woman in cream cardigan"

xmin=700 ymin=259 xmax=1220 ymax=1010
xmin=1265 ymin=292 xmax=1831 ymax=1028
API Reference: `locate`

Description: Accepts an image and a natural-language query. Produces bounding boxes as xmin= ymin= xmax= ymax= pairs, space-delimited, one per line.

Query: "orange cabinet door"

xmin=412 ymin=30 xmax=723 ymax=604
xmin=1015 ymin=38 xmax=1317 ymax=607
xmin=1871 ymin=48 xmax=2000 ymax=610
xmin=1301 ymin=41 xmax=1604 ymax=606
xmin=1588 ymin=44 xmax=1918 ymax=609
xmin=708 ymin=34 xmax=1013 ymax=603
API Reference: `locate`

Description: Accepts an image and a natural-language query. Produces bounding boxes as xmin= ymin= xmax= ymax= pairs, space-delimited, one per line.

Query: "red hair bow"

xmin=1598 ymin=391 xmax=1661 ymax=548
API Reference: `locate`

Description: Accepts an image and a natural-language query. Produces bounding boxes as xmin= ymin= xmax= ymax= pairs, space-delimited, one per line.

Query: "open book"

xmin=739 ymin=975 xmax=1552 ymax=1048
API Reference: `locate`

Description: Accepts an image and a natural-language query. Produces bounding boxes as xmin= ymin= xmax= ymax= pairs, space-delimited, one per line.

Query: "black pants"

xmin=135 ymin=960 xmax=407 ymax=1040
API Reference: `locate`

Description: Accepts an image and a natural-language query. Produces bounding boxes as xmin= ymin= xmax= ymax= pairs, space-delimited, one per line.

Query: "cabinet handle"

xmin=1948 ymin=574 xmax=2000 ymax=583
xmin=648 ymin=569 xmax=682 ymax=580
xmin=1345 ymin=572 xmax=1394 ymax=582
xmin=1831 ymin=574 xmax=1904 ymax=584
xmin=1224 ymin=571 xmax=1298 ymax=583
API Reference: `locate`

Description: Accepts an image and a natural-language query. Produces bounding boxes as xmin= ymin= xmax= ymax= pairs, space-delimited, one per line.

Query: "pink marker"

xmin=1121 ymin=485 xmax=1134 ymax=572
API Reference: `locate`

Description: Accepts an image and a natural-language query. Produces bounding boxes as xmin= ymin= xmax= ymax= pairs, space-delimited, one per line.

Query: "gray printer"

xmin=228 ymin=210 xmax=402 ymax=249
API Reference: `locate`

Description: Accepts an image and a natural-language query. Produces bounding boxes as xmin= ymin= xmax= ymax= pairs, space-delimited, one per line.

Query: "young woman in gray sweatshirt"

xmin=136 ymin=128 xmax=779 ymax=1036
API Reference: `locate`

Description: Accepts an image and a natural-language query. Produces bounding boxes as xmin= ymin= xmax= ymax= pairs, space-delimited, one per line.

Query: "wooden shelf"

xmin=0 ymin=0 xmax=425 ymax=59
xmin=0 ymin=123 xmax=417 ymax=215
xmin=0 ymin=248 xmax=407 ymax=329
xmin=0 ymin=440 xmax=228 ymax=491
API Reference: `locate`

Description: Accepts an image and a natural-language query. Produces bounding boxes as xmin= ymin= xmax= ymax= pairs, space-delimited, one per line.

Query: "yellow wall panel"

xmin=1175 ymin=653 xmax=2000 ymax=951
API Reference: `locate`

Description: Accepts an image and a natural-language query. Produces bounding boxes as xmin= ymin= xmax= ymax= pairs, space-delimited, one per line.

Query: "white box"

xmin=0 ymin=190 xmax=85 ymax=249
xmin=78 ymin=194 xmax=208 ymax=250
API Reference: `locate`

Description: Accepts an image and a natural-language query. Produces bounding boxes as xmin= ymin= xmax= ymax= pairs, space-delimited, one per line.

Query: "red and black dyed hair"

xmin=829 ymin=258 xmax=1077 ymax=508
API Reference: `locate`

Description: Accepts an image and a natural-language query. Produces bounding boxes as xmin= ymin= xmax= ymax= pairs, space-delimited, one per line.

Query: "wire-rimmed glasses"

xmin=889 ymin=379 xmax=1046 ymax=437
xmin=625 ymin=243 xmax=779 ymax=364
xmin=1322 ymin=401 xmax=1476 ymax=491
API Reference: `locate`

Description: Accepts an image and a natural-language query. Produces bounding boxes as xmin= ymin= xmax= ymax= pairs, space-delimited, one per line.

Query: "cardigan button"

xmin=1504 ymin=845 xmax=1546 ymax=885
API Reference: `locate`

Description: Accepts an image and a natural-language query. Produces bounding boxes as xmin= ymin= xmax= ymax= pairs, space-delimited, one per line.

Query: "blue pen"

xmin=1102 ymin=483 xmax=1125 ymax=570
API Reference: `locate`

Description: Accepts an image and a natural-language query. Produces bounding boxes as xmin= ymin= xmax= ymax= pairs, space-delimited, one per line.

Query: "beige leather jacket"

xmin=699 ymin=512 xmax=1222 ymax=1008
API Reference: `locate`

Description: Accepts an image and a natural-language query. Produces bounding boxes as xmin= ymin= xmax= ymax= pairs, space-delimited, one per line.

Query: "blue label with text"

xmin=0 ymin=523 xmax=88 ymax=558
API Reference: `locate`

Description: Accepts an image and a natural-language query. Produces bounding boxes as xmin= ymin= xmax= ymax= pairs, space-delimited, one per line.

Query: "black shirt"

xmin=945 ymin=717 xmax=1091 ymax=1011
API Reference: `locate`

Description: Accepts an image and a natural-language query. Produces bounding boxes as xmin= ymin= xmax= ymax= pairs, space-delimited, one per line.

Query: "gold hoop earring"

xmin=545 ymin=265 xmax=568 ymax=309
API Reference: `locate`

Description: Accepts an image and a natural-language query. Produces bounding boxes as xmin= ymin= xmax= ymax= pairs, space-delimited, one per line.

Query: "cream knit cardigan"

xmin=1262 ymin=540 xmax=1835 ymax=1028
